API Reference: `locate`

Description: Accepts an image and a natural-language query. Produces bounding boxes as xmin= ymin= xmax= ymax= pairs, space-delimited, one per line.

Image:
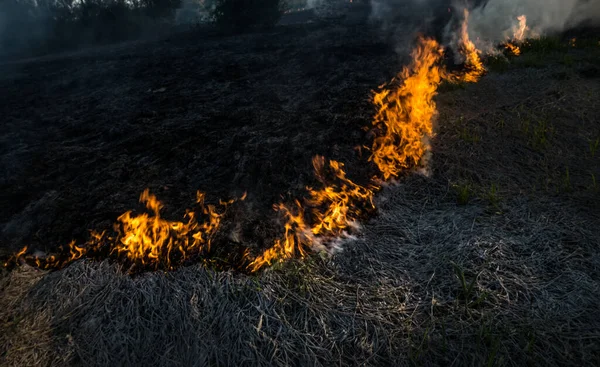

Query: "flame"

xmin=3 ymin=245 xmax=28 ymax=267
xmin=310 ymin=158 xmax=373 ymax=233
xmin=112 ymin=189 xmax=232 ymax=269
xmin=2 ymin=190 xmax=241 ymax=271
xmin=251 ymin=21 xmax=489 ymax=270
xmin=4 ymin=8 xmax=507 ymax=274
xmin=504 ymin=15 xmax=528 ymax=56
xmin=505 ymin=42 xmax=521 ymax=56
xmin=452 ymin=9 xmax=485 ymax=83
xmin=368 ymin=37 xmax=444 ymax=180
xmin=248 ymin=156 xmax=375 ymax=271
xmin=570 ymin=38 xmax=577 ymax=47
xmin=513 ymin=15 xmax=528 ymax=42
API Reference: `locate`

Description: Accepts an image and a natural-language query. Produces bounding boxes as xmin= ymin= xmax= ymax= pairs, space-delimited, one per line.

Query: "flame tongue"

xmin=308 ymin=156 xmax=375 ymax=236
xmin=249 ymin=155 xmax=375 ymax=272
xmin=505 ymin=15 xmax=528 ymax=56
xmin=505 ymin=42 xmax=521 ymax=56
xmin=113 ymin=189 xmax=229 ymax=269
xmin=5 ymin=8 xmax=506 ymax=273
xmin=449 ymin=9 xmax=485 ymax=83
xmin=369 ymin=13 xmax=486 ymax=181
xmin=6 ymin=189 xmax=237 ymax=271
xmin=513 ymin=15 xmax=528 ymax=42
xmin=369 ymin=37 xmax=444 ymax=180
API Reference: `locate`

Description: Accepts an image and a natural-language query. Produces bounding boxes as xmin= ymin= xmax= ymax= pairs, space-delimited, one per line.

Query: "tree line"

xmin=0 ymin=0 xmax=292 ymax=57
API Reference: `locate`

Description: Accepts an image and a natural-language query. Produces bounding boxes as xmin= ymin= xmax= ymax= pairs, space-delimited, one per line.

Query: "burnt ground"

xmin=0 ymin=20 xmax=401 ymax=258
xmin=1 ymin=14 xmax=600 ymax=367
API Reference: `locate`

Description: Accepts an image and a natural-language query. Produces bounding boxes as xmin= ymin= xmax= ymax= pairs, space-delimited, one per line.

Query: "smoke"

xmin=467 ymin=0 xmax=600 ymax=43
xmin=366 ymin=1 xmax=446 ymax=54
xmin=368 ymin=0 xmax=600 ymax=50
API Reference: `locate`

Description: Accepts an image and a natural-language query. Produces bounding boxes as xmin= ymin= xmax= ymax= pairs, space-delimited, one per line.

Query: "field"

xmin=1 ymin=12 xmax=600 ymax=366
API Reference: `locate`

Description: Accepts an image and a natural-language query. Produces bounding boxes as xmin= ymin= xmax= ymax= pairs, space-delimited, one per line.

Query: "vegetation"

xmin=452 ymin=182 xmax=471 ymax=205
xmin=521 ymin=36 xmax=567 ymax=54
xmin=0 ymin=6 xmax=599 ymax=366
xmin=0 ymin=0 xmax=288 ymax=56
xmin=0 ymin=0 xmax=182 ymax=56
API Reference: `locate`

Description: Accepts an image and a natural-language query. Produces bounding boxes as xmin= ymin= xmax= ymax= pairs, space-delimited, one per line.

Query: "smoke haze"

xmin=368 ymin=0 xmax=600 ymax=48
xmin=468 ymin=0 xmax=600 ymax=43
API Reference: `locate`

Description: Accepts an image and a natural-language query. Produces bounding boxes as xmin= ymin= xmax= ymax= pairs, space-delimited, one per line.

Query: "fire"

xmin=248 ymin=156 xmax=375 ymax=271
xmin=3 ymin=241 xmax=89 ymax=270
xmin=505 ymin=15 xmax=528 ymax=56
xmin=309 ymin=157 xmax=375 ymax=235
xmin=252 ymin=27 xmax=490 ymax=270
xmin=248 ymin=203 xmax=308 ymax=272
xmin=4 ymin=8 xmax=511 ymax=274
xmin=4 ymin=189 xmax=240 ymax=271
xmin=369 ymin=37 xmax=444 ymax=180
xmin=513 ymin=15 xmax=528 ymax=42
xmin=505 ymin=42 xmax=521 ymax=56
xmin=114 ymin=189 xmax=241 ymax=269
xmin=452 ymin=9 xmax=485 ymax=83
xmin=3 ymin=245 xmax=28 ymax=267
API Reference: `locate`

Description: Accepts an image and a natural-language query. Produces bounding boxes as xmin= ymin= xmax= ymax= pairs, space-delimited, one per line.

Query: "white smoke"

xmin=369 ymin=0 xmax=600 ymax=45
xmin=467 ymin=0 xmax=600 ymax=43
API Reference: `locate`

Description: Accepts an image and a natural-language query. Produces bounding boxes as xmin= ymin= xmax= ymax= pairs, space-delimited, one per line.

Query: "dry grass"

xmin=1 ymin=174 xmax=599 ymax=365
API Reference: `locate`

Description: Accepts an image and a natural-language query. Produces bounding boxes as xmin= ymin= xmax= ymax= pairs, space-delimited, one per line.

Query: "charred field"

xmin=0 ymin=22 xmax=397 ymax=267
xmin=1 ymin=16 xmax=600 ymax=366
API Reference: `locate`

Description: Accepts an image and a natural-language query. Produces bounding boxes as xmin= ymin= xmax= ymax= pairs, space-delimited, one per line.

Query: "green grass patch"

xmin=531 ymin=116 xmax=553 ymax=149
xmin=458 ymin=126 xmax=481 ymax=143
xmin=484 ymin=184 xmax=501 ymax=211
xmin=485 ymin=55 xmax=510 ymax=73
xmin=451 ymin=262 xmax=488 ymax=311
xmin=590 ymin=137 xmax=599 ymax=158
xmin=518 ymin=113 xmax=554 ymax=150
xmin=452 ymin=182 xmax=472 ymax=205
xmin=455 ymin=116 xmax=481 ymax=143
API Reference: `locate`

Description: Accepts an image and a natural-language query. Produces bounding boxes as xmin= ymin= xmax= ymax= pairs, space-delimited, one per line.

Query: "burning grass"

xmin=2 ymin=9 xmax=600 ymax=366
xmin=3 ymin=15 xmax=489 ymax=274
xmin=2 ymin=171 xmax=599 ymax=365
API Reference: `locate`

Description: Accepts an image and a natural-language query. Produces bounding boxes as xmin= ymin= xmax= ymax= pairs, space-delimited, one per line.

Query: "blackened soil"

xmin=0 ymin=22 xmax=401 ymax=259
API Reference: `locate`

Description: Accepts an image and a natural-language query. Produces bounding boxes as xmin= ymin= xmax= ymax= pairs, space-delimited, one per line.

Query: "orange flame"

xmin=369 ymin=36 xmax=444 ymax=180
xmin=112 ymin=189 xmax=233 ymax=269
xmin=248 ymin=156 xmax=375 ymax=271
xmin=451 ymin=9 xmax=485 ymax=83
xmin=513 ymin=15 xmax=528 ymax=42
xmin=505 ymin=42 xmax=521 ymax=56
xmin=5 ymin=8 xmax=499 ymax=274
xmin=3 ymin=190 xmax=241 ymax=271
xmin=505 ymin=15 xmax=528 ymax=56
xmin=3 ymin=245 xmax=28 ymax=267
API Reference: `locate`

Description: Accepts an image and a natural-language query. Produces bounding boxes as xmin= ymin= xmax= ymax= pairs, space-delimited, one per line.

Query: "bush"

xmin=212 ymin=0 xmax=283 ymax=32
